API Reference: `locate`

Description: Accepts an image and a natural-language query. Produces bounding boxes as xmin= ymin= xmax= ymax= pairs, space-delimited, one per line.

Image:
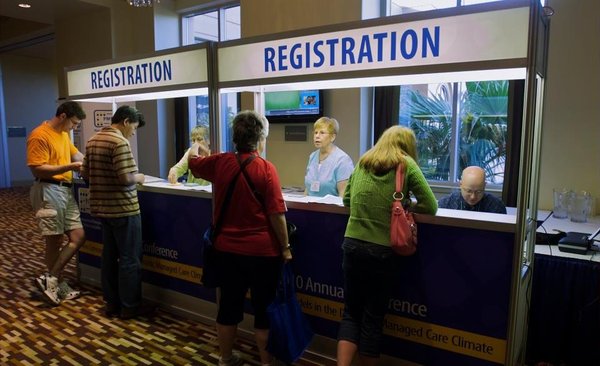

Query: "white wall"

xmin=539 ymin=0 xmax=600 ymax=214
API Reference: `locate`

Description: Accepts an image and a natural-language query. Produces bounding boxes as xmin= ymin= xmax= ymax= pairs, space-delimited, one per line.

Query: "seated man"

xmin=438 ymin=166 xmax=507 ymax=214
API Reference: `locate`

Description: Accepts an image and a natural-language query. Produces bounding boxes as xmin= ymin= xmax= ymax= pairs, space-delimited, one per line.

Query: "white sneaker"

xmin=57 ymin=281 xmax=81 ymax=300
xmin=34 ymin=273 xmax=61 ymax=306
xmin=34 ymin=274 xmax=45 ymax=292
xmin=218 ymin=353 xmax=243 ymax=366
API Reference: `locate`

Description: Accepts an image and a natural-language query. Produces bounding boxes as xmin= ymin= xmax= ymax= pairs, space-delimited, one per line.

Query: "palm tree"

xmin=401 ymin=84 xmax=454 ymax=181
xmin=459 ymin=81 xmax=508 ymax=183
xmin=401 ymin=80 xmax=508 ymax=183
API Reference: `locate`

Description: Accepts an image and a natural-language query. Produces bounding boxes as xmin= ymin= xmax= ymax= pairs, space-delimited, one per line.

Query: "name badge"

xmin=310 ymin=181 xmax=320 ymax=192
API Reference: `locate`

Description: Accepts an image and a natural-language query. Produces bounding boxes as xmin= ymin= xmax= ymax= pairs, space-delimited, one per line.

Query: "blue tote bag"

xmin=200 ymin=226 xmax=219 ymax=288
xmin=267 ymin=263 xmax=314 ymax=363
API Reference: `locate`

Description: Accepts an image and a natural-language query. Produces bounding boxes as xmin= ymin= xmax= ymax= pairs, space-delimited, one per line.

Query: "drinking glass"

xmin=552 ymin=188 xmax=571 ymax=219
xmin=569 ymin=191 xmax=592 ymax=223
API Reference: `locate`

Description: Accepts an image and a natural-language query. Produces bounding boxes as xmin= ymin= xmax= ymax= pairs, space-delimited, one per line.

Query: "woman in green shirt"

xmin=168 ymin=126 xmax=210 ymax=185
xmin=337 ymin=126 xmax=437 ymax=366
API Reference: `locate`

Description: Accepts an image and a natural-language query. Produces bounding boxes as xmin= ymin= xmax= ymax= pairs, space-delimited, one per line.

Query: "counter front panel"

xmin=77 ymin=184 xmax=516 ymax=365
xmin=286 ymin=208 xmax=513 ymax=365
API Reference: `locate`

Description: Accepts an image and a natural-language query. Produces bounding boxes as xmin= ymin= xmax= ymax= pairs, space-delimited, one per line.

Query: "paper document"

xmin=283 ymin=193 xmax=343 ymax=206
xmin=142 ymin=180 xmax=212 ymax=192
xmin=142 ymin=175 xmax=165 ymax=183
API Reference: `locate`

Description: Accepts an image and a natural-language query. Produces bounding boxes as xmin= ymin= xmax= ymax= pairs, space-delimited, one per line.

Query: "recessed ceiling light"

xmin=18 ymin=3 xmax=32 ymax=8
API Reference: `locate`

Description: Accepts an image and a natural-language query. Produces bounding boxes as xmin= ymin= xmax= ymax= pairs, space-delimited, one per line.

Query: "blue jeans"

xmin=101 ymin=215 xmax=143 ymax=310
xmin=337 ymin=237 xmax=401 ymax=358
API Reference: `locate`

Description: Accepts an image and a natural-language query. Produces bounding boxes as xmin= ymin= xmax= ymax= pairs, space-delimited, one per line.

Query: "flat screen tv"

xmin=264 ymin=90 xmax=323 ymax=123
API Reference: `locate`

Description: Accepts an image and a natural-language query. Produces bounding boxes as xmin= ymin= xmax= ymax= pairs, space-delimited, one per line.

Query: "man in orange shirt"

xmin=26 ymin=101 xmax=87 ymax=306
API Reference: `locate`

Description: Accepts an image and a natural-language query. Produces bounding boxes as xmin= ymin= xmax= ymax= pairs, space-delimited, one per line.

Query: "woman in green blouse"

xmin=337 ymin=126 xmax=437 ymax=366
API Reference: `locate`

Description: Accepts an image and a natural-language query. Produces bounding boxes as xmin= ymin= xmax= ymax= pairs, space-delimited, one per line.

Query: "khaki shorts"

xmin=30 ymin=182 xmax=83 ymax=236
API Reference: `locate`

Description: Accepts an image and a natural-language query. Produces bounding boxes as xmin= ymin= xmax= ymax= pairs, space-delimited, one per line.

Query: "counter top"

xmin=137 ymin=178 xmax=517 ymax=233
xmin=535 ymin=214 xmax=600 ymax=262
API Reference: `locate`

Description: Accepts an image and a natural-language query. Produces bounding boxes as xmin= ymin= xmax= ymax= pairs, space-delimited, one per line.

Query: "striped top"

xmin=82 ymin=127 xmax=140 ymax=218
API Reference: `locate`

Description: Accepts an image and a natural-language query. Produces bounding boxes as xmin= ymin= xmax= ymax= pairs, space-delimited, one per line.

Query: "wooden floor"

xmin=0 ymin=187 xmax=335 ymax=366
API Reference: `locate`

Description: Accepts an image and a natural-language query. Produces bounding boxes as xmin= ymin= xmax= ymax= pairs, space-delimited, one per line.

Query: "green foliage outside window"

xmin=400 ymin=80 xmax=508 ymax=184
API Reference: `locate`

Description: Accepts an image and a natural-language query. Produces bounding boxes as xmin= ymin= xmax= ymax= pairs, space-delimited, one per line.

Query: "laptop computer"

xmin=558 ymin=226 xmax=600 ymax=254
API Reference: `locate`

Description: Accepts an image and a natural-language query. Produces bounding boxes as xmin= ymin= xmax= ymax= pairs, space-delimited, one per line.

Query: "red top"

xmin=189 ymin=151 xmax=287 ymax=257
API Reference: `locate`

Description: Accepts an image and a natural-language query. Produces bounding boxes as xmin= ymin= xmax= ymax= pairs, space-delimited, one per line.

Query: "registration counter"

xmin=68 ymin=2 xmax=549 ymax=364
xmin=76 ymin=181 xmax=516 ymax=365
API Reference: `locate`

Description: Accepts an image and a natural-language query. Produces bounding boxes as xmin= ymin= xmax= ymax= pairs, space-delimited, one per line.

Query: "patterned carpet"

xmin=0 ymin=187 xmax=334 ymax=366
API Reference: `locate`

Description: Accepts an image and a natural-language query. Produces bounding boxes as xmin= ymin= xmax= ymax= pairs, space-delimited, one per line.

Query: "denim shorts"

xmin=30 ymin=182 xmax=82 ymax=235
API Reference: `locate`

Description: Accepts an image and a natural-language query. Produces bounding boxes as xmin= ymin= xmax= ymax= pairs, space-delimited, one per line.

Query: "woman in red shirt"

xmin=188 ymin=110 xmax=292 ymax=366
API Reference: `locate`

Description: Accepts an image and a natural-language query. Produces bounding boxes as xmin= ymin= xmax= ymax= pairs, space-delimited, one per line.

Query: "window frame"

xmin=384 ymin=0 xmax=529 ymax=199
xmin=177 ymin=2 xmax=241 ymax=159
xmin=397 ymin=80 xmax=513 ymax=191
xmin=181 ymin=2 xmax=240 ymax=45
xmin=387 ymin=0 xmax=546 ymax=16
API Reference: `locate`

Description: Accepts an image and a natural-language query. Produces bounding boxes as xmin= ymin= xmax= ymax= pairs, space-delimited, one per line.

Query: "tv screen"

xmin=264 ymin=90 xmax=323 ymax=123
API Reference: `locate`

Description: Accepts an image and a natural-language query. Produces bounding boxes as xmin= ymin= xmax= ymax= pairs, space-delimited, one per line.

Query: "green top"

xmin=169 ymin=148 xmax=210 ymax=185
xmin=343 ymin=156 xmax=437 ymax=246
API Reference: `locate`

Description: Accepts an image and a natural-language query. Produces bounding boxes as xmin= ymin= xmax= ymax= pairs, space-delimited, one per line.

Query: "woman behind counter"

xmin=168 ymin=125 xmax=210 ymax=185
xmin=304 ymin=117 xmax=354 ymax=197
xmin=337 ymin=126 xmax=437 ymax=366
xmin=187 ymin=110 xmax=292 ymax=366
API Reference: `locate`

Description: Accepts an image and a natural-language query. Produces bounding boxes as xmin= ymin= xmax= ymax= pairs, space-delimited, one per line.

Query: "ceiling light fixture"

xmin=126 ymin=0 xmax=159 ymax=7
xmin=18 ymin=3 xmax=32 ymax=8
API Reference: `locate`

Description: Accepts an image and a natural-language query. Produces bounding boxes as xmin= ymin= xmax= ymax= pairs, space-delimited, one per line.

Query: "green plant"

xmin=401 ymin=81 xmax=508 ymax=183
xmin=459 ymin=81 xmax=508 ymax=183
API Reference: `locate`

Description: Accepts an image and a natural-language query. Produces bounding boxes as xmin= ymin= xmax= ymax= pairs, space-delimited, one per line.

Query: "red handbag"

xmin=390 ymin=163 xmax=418 ymax=255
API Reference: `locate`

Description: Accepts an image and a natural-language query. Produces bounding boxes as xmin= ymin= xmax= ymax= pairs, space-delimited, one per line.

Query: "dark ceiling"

xmin=0 ymin=0 xmax=107 ymax=59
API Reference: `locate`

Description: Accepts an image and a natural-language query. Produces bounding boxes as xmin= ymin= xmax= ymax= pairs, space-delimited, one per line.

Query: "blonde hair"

xmin=314 ymin=117 xmax=339 ymax=135
xmin=359 ymin=126 xmax=418 ymax=175
xmin=190 ymin=125 xmax=208 ymax=142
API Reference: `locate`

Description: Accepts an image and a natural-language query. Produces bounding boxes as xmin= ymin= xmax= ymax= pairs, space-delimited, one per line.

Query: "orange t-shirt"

xmin=26 ymin=121 xmax=79 ymax=182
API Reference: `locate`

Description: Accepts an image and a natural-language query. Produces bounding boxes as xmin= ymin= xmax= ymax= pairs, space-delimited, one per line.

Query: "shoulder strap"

xmin=213 ymin=154 xmax=256 ymax=237
xmin=394 ymin=163 xmax=407 ymax=204
xmin=236 ymin=153 xmax=266 ymax=209
xmin=395 ymin=163 xmax=405 ymax=193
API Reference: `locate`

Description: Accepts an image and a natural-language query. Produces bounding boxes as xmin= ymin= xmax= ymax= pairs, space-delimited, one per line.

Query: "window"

xmin=390 ymin=0 xmax=456 ymax=15
xmin=390 ymin=0 xmax=546 ymax=16
xmin=399 ymin=80 xmax=509 ymax=186
xmin=387 ymin=1 xmax=528 ymax=188
xmin=183 ymin=6 xmax=240 ymax=44
xmin=182 ymin=5 xmax=241 ymax=154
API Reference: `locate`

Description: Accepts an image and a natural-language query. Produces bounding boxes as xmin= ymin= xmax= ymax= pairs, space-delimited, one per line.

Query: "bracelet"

xmin=281 ymin=243 xmax=291 ymax=250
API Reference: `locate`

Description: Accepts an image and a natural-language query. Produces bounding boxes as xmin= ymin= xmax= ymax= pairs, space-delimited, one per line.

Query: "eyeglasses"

xmin=69 ymin=117 xmax=81 ymax=126
xmin=461 ymin=188 xmax=484 ymax=196
xmin=314 ymin=131 xmax=330 ymax=136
